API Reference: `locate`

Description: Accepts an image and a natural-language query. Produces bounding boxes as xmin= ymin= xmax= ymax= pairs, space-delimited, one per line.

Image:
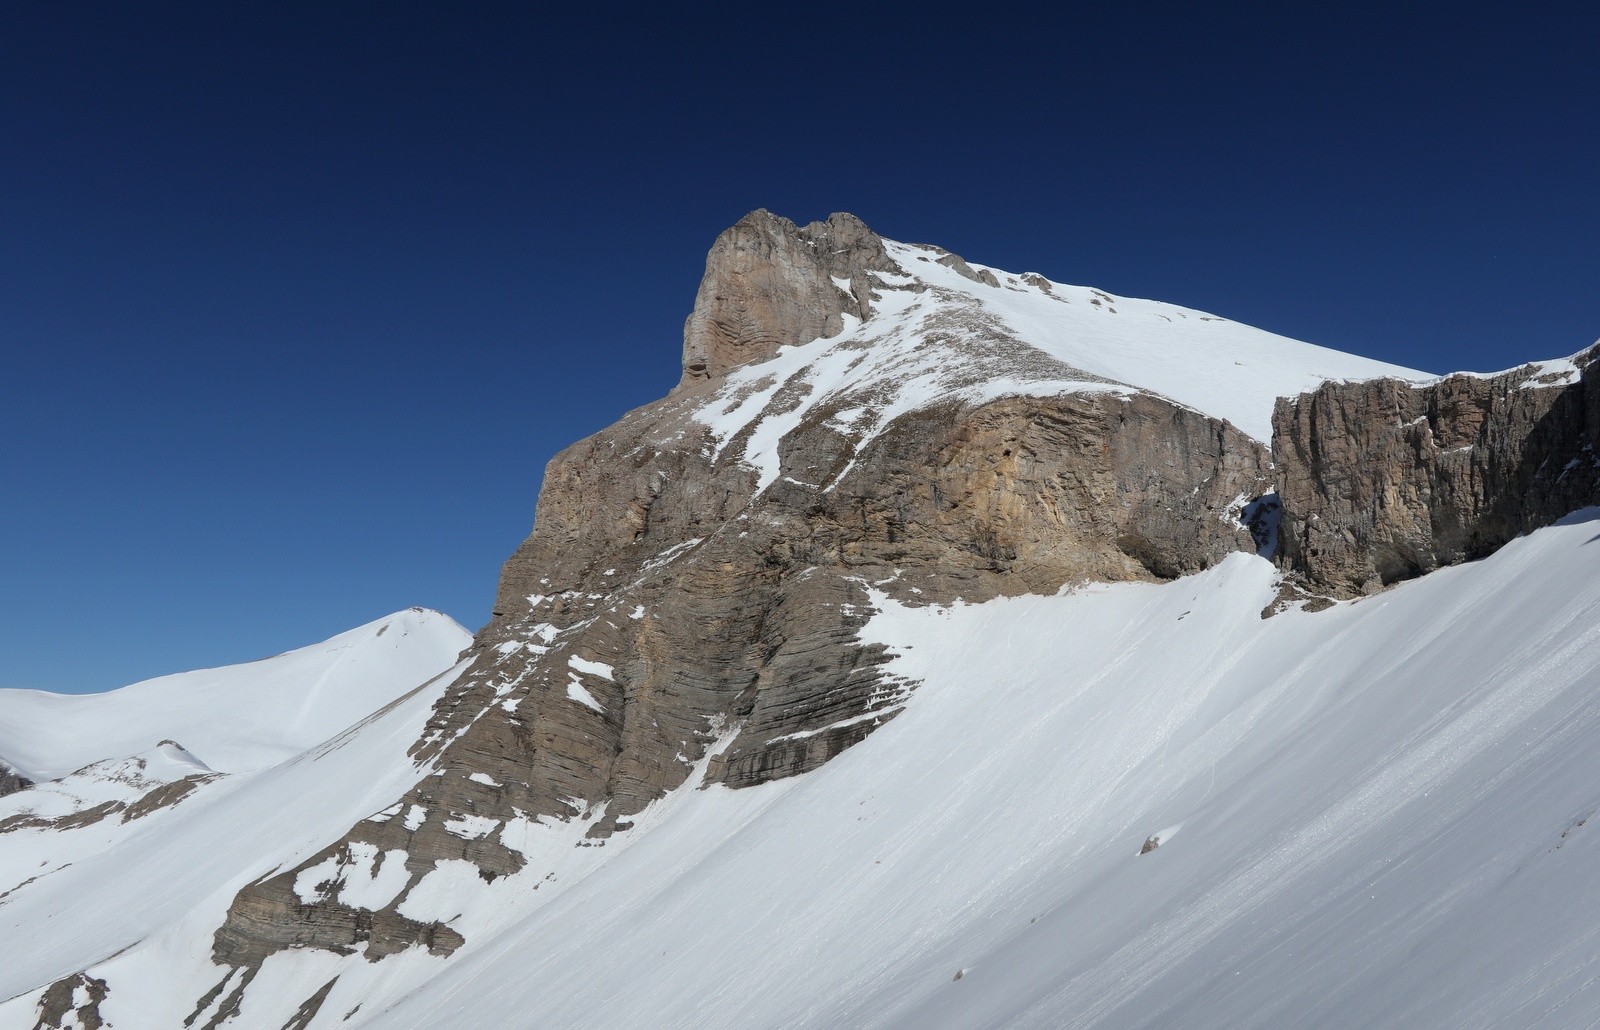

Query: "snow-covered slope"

xmin=695 ymin=239 xmax=1426 ymax=497
xmin=0 ymin=607 xmax=469 ymax=780
xmin=308 ymin=513 xmax=1600 ymax=1027
xmin=11 ymin=513 xmax=1599 ymax=1027
xmin=0 ymin=611 xmax=471 ymax=1012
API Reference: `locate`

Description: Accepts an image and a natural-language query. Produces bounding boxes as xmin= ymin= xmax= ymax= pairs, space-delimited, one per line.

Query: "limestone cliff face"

xmin=1273 ymin=346 xmax=1600 ymax=597
xmin=200 ymin=211 xmax=1272 ymax=998
xmin=678 ymin=210 xmax=896 ymax=386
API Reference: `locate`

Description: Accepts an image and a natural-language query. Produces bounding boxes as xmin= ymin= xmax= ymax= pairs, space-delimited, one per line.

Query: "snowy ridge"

xmin=1425 ymin=342 xmax=1600 ymax=389
xmin=0 ymin=607 xmax=470 ymax=782
xmin=0 ymin=614 xmax=473 ymax=1017
xmin=695 ymin=238 xmax=1427 ymax=492
xmin=0 ymin=741 xmax=213 ymax=825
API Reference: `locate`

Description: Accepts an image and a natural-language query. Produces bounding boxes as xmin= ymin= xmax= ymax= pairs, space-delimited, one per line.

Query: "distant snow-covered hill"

xmin=0 ymin=607 xmax=470 ymax=782
xmin=0 ymin=609 xmax=470 ymax=1022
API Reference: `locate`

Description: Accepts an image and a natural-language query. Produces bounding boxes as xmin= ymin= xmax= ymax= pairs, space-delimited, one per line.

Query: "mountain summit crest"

xmin=678 ymin=209 xmax=895 ymax=387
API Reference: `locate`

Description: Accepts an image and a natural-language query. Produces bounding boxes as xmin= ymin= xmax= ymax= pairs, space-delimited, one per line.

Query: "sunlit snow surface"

xmin=0 ymin=609 xmax=471 ymax=1014
xmin=0 ymin=608 xmax=470 ymax=780
xmin=695 ymin=240 xmax=1427 ymax=494
xmin=8 ymin=517 xmax=1599 ymax=1026
xmin=371 ymin=513 xmax=1600 ymax=1030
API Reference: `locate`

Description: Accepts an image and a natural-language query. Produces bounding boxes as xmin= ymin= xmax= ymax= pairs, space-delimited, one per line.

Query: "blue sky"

xmin=4 ymin=4 xmax=1597 ymax=692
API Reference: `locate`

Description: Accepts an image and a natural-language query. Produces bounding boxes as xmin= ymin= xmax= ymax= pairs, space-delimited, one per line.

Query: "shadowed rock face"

xmin=0 ymin=762 xmax=31 ymax=799
xmin=1273 ymin=346 xmax=1600 ymax=597
xmin=198 ymin=210 xmax=1271 ymax=985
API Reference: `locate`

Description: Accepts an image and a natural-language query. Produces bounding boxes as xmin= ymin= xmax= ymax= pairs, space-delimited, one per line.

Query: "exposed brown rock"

xmin=211 ymin=862 xmax=463 ymax=969
xmin=121 ymin=774 xmax=210 ymax=821
xmin=0 ymin=761 xmax=32 ymax=799
xmin=282 ymin=977 xmax=340 ymax=1030
xmin=678 ymin=210 xmax=898 ymax=386
xmin=204 ymin=211 xmax=1272 ymax=983
xmin=31 ymin=973 xmax=107 ymax=1030
xmin=0 ymin=773 xmax=215 ymax=834
xmin=184 ymin=966 xmax=256 ymax=1029
xmin=930 ymin=247 xmax=1001 ymax=288
xmin=1273 ymin=346 xmax=1600 ymax=596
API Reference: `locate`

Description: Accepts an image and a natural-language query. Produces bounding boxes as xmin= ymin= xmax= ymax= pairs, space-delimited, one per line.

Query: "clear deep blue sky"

xmin=4 ymin=4 xmax=1597 ymax=693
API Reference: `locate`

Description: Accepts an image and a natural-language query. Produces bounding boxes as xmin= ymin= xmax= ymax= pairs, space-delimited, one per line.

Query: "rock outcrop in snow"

xmin=203 ymin=211 xmax=1280 ymax=984
xmin=1273 ymin=344 xmax=1600 ymax=596
xmin=31 ymin=973 xmax=106 ymax=1030
xmin=0 ymin=742 xmax=217 ymax=837
xmin=0 ymin=763 xmax=30 ymax=800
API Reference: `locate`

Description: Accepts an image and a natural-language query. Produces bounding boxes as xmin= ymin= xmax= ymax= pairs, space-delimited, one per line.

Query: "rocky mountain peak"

xmin=15 ymin=213 xmax=1600 ymax=1027
xmin=677 ymin=209 xmax=898 ymax=388
xmin=190 ymin=211 xmax=1276 ymax=992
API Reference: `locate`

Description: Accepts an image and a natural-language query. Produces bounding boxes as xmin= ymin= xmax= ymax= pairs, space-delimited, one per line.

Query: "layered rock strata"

xmin=678 ymin=210 xmax=896 ymax=386
xmin=1273 ymin=346 xmax=1600 ymax=596
xmin=189 ymin=211 xmax=1272 ymax=997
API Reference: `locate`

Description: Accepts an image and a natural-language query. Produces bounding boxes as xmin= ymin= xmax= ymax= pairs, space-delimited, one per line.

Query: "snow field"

xmin=0 ymin=608 xmax=470 ymax=780
xmin=0 ymin=612 xmax=471 ymax=1018
xmin=339 ymin=512 xmax=1600 ymax=1028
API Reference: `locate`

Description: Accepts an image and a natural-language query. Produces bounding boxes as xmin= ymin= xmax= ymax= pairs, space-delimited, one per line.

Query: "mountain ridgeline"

xmin=29 ymin=212 xmax=1598 ymax=1025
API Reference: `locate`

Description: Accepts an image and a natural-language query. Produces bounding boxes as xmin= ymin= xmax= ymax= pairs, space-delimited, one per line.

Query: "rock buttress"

xmin=1273 ymin=345 xmax=1600 ymax=596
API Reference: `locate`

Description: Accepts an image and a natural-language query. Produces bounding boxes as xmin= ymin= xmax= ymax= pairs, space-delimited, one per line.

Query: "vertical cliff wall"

xmin=1272 ymin=346 xmax=1600 ymax=597
xmin=678 ymin=210 xmax=895 ymax=386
